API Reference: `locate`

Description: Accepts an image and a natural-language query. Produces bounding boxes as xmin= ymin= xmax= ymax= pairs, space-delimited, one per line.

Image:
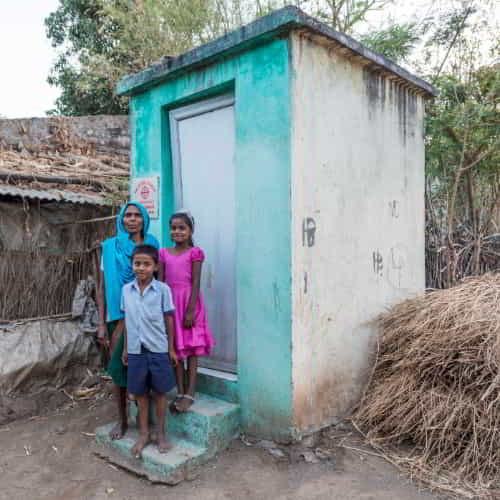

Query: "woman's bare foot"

xmin=176 ymin=395 xmax=195 ymax=412
xmin=109 ymin=421 xmax=128 ymax=440
xmin=131 ymin=433 xmax=149 ymax=458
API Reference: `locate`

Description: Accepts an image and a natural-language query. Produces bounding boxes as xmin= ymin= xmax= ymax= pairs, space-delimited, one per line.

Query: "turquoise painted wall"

xmin=129 ymin=38 xmax=293 ymax=440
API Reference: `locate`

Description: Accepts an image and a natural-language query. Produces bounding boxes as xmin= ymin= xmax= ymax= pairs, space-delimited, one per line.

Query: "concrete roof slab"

xmin=117 ymin=6 xmax=437 ymax=98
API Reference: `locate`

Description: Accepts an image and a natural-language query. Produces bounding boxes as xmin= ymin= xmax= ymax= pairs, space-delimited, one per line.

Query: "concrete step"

xmin=94 ymin=424 xmax=206 ymax=484
xmin=95 ymin=393 xmax=240 ymax=483
xmin=128 ymin=392 xmax=241 ymax=449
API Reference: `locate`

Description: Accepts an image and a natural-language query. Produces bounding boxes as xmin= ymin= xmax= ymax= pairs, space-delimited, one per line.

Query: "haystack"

xmin=355 ymin=273 xmax=500 ymax=496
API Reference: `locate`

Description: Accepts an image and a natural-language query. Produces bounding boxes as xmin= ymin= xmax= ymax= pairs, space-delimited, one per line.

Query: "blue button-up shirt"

xmin=121 ymin=279 xmax=175 ymax=354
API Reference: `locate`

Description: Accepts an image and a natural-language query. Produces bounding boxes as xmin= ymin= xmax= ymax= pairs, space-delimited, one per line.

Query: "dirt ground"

xmin=0 ymin=392 xmax=445 ymax=500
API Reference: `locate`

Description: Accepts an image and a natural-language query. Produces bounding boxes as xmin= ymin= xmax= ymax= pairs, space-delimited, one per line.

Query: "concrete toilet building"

xmin=96 ymin=7 xmax=435 ymax=480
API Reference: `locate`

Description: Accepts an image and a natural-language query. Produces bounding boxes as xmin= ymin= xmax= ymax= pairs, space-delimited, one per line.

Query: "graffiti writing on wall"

xmin=372 ymin=250 xmax=384 ymax=276
xmin=389 ymin=200 xmax=399 ymax=218
xmin=302 ymin=217 xmax=316 ymax=247
xmin=372 ymin=245 xmax=409 ymax=288
xmin=387 ymin=244 xmax=407 ymax=289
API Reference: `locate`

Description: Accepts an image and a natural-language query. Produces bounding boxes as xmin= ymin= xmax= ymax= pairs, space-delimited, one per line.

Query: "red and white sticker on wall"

xmin=131 ymin=176 xmax=160 ymax=219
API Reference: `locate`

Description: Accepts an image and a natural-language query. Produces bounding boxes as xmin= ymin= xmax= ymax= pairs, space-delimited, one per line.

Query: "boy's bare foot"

xmin=152 ymin=426 xmax=172 ymax=454
xmin=131 ymin=434 xmax=149 ymax=458
xmin=109 ymin=421 xmax=128 ymax=440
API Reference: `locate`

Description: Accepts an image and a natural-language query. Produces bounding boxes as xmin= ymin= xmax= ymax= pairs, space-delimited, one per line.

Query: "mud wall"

xmin=0 ymin=115 xmax=129 ymax=155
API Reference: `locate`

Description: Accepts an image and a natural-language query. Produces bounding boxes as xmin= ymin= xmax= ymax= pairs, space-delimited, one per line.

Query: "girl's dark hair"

xmin=132 ymin=244 xmax=159 ymax=263
xmin=169 ymin=213 xmax=195 ymax=247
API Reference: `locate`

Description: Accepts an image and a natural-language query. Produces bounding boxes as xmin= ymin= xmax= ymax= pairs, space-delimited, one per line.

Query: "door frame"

xmin=169 ymin=94 xmax=235 ymax=211
xmin=168 ymin=93 xmax=237 ymax=373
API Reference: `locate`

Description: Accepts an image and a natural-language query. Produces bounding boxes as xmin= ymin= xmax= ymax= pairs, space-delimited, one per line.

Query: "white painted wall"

xmin=290 ymin=32 xmax=426 ymax=435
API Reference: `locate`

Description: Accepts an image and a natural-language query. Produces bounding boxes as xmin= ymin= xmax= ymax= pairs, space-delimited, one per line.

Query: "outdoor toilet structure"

xmin=120 ymin=7 xmax=436 ymax=443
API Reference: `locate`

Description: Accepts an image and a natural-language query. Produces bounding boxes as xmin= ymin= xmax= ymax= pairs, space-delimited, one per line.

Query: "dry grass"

xmin=355 ymin=273 xmax=500 ymax=498
xmin=0 ymin=249 xmax=95 ymax=321
xmin=0 ymin=119 xmax=128 ymax=204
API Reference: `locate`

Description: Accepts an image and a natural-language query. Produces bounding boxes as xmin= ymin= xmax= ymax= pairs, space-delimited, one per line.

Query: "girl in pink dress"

xmin=159 ymin=210 xmax=214 ymax=412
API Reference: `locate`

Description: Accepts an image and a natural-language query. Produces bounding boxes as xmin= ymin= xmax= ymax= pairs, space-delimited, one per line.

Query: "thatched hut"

xmin=0 ymin=116 xmax=129 ymax=321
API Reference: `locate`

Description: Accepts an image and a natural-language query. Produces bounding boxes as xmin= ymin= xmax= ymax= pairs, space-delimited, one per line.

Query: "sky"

xmin=0 ymin=1 xmax=61 ymax=118
xmin=0 ymin=1 xmax=497 ymax=119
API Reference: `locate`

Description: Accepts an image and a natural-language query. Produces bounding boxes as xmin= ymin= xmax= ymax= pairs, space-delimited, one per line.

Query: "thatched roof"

xmin=0 ymin=116 xmax=129 ymax=206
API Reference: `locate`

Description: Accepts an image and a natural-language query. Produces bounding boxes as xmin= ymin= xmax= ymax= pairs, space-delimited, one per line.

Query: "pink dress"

xmin=159 ymin=247 xmax=214 ymax=360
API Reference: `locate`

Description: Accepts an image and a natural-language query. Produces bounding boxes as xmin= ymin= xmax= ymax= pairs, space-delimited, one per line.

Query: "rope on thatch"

xmin=355 ymin=273 xmax=500 ymax=498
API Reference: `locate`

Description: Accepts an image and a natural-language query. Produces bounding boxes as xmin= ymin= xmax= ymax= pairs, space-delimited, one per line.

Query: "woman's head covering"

xmin=115 ymin=202 xmax=152 ymax=285
xmin=117 ymin=201 xmax=151 ymax=236
xmin=101 ymin=201 xmax=159 ymax=322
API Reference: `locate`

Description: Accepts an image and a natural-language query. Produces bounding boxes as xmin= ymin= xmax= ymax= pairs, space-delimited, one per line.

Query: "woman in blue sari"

xmin=97 ymin=202 xmax=159 ymax=440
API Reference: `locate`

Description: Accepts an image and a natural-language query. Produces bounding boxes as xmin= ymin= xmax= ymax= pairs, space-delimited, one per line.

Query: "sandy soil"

xmin=0 ymin=392 xmax=445 ymax=500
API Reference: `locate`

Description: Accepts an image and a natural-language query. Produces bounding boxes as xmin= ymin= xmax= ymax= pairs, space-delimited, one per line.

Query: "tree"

xmin=45 ymin=0 xmax=128 ymax=115
xmin=312 ymin=0 xmax=394 ymax=34
xmin=83 ymin=0 xmax=226 ymax=92
xmin=421 ymin=1 xmax=500 ymax=287
xmin=360 ymin=22 xmax=419 ymax=63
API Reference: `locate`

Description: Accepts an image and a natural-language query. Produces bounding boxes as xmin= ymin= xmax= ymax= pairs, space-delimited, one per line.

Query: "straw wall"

xmin=0 ymin=199 xmax=115 ymax=321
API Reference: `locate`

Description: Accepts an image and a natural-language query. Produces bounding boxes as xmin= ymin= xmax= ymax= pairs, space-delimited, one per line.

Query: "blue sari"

xmin=101 ymin=202 xmax=159 ymax=322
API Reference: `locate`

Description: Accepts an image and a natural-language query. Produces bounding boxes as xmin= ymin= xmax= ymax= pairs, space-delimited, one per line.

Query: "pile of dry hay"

xmin=355 ymin=273 xmax=500 ymax=497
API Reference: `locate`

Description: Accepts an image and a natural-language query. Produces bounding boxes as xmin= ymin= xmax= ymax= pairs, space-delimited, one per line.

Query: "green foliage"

xmin=360 ymin=22 xmax=419 ymax=63
xmin=423 ymin=1 xmax=500 ymax=221
xmin=45 ymin=0 xmax=127 ymax=115
xmin=426 ymin=67 xmax=500 ymax=213
xmin=312 ymin=0 xmax=394 ymax=33
xmin=422 ymin=0 xmax=500 ymax=286
xmin=85 ymin=0 xmax=224 ymax=88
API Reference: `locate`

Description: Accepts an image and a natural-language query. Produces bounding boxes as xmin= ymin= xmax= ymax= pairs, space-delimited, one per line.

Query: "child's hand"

xmin=169 ymin=349 xmax=178 ymax=367
xmin=121 ymin=351 xmax=128 ymax=366
xmin=183 ymin=311 xmax=194 ymax=329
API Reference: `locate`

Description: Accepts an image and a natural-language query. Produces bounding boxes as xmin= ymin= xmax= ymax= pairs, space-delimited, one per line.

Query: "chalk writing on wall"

xmin=387 ymin=244 xmax=407 ymax=289
xmin=389 ymin=200 xmax=399 ymax=218
xmin=372 ymin=250 xmax=384 ymax=276
xmin=302 ymin=217 xmax=316 ymax=247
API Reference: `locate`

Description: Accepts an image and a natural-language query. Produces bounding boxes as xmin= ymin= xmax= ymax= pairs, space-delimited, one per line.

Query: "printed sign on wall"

xmin=132 ymin=176 xmax=160 ymax=219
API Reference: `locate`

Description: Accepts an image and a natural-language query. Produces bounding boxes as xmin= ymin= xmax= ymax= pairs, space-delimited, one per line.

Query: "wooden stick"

xmin=338 ymin=444 xmax=386 ymax=459
xmin=0 ymin=171 xmax=109 ymax=189
xmin=1 ymin=312 xmax=73 ymax=325
xmin=53 ymin=215 xmax=117 ymax=226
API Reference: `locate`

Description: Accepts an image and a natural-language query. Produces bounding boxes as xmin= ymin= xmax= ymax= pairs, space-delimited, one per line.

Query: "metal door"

xmin=169 ymin=95 xmax=237 ymax=372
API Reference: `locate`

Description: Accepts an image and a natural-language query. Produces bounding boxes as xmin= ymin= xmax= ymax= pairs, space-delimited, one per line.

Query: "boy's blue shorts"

xmin=127 ymin=346 xmax=175 ymax=396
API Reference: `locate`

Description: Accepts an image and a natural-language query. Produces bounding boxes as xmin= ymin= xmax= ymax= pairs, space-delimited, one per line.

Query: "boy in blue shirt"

xmin=121 ymin=244 xmax=177 ymax=458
